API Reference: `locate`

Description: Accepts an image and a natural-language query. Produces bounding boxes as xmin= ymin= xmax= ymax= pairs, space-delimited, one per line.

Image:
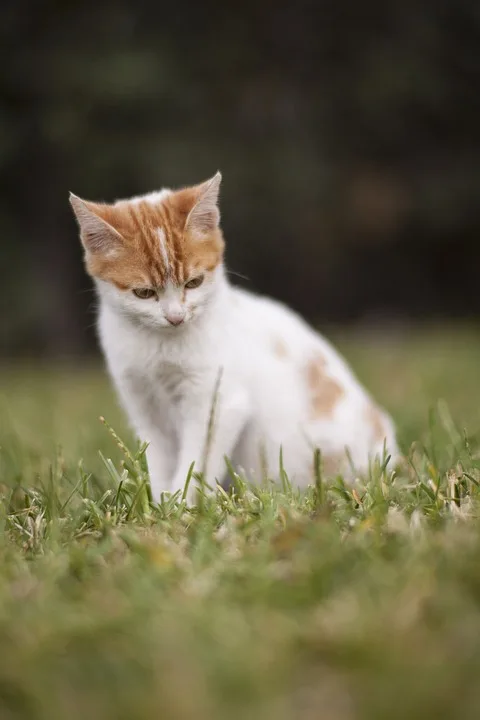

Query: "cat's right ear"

xmin=69 ymin=193 xmax=123 ymax=255
xmin=185 ymin=172 xmax=222 ymax=236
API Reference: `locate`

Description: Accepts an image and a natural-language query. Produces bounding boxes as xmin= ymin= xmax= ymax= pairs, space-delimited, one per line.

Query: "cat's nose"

xmin=165 ymin=311 xmax=185 ymax=326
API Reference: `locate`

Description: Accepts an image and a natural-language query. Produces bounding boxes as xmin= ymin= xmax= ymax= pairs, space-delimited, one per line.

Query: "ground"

xmin=1 ymin=326 xmax=480 ymax=720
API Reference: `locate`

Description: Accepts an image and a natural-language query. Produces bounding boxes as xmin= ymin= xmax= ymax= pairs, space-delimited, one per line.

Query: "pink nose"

xmin=165 ymin=312 xmax=185 ymax=326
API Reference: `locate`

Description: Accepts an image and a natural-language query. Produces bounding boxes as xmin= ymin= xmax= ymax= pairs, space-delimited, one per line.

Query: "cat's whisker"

xmin=77 ymin=287 xmax=97 ymax=296
xmin=226 ymin=270 xmax=250 ymax=282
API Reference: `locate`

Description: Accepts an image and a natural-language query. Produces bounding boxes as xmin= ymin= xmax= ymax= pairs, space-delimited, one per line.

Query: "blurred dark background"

xmin=1 ymin=0 xmax=479 ymax=357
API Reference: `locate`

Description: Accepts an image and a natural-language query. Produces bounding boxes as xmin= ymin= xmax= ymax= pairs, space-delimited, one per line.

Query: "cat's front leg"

xmin=171 ymin=388 xmax=251 ymax=504
xmin=144 ymin=433 xmax=176 ymax=502
xmin=110 ymin=373 xmax=174 ymax=502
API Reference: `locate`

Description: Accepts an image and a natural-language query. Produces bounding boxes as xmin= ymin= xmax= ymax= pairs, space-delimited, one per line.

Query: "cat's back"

xmin=229 ymin=286 xmax=352 ymax=374
xmin=230 ymin=286 xmax=318 ymax=340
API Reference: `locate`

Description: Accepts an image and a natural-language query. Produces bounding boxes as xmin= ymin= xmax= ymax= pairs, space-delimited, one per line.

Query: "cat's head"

xmin=70 ymin=172 xmax=225 ymax=329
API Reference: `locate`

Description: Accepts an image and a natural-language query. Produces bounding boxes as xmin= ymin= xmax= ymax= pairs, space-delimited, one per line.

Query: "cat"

xmin=70 ymin=172 xmax=399 ymax=503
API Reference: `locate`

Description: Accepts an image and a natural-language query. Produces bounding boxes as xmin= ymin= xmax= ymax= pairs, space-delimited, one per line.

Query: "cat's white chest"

xmin=100 ymin=305 xmax=219 ymax=431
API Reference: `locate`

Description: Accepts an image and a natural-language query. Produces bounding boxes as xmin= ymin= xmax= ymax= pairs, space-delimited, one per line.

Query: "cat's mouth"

xmin=163 ymin=319 xmax=189 ymax=330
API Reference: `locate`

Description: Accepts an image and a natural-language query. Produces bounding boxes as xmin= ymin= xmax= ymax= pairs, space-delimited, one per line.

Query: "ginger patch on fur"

xmin=272 ymin=337 xmax=289 ymax=359
xmin=306 ymin=355 xmax=344 ymax=418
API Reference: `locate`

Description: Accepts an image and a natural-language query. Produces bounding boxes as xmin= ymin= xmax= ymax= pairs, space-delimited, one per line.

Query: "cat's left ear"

xmin=186 ymin=171 xmax=222 ymax=235
xmin=69 ymin=193 xmax=124 ymax=255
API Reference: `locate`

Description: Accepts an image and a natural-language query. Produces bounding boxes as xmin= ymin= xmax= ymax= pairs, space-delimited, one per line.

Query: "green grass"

xmin=1 ymin=326 xmax=480 ymax=720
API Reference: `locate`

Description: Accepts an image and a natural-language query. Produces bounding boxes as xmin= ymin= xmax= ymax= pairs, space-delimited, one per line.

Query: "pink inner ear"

xmin=83 ymin=226 xmax=119 ymax=254
xmin=80 ymin=217 xmax=122 ymax=254
xmin=187 ymin=206 xmax=219 ymax=235
xmin=185 ymin=173 xmax=221 ymax=235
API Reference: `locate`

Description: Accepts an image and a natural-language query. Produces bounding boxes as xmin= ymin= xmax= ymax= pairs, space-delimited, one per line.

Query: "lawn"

xmin=1 ymin=326 xmax=480 ymax=720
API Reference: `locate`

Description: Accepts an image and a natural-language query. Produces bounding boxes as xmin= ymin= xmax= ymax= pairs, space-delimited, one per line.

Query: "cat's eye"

xmin=185 ymin=275 xmax=204 ymax=290
xmin=133 ymin=288 xmax=156 ymax=299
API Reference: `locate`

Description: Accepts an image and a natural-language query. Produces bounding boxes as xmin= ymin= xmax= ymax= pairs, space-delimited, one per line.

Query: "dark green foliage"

xmin=1 ymin=1 xmax=479 ymax=354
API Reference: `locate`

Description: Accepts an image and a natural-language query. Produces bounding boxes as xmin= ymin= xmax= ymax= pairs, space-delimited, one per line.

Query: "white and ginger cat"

xmin=70 ymin=172 xmax=398 ymax=503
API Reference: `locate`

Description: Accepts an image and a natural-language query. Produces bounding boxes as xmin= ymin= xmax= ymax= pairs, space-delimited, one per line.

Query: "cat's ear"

xmin=69 ymin=193 xmax=124 ymax=255
xmin=185 ymin=171 xmax=222 ymax=235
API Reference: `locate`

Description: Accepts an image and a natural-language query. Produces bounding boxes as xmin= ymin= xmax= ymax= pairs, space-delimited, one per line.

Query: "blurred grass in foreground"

xmin=0 ymin=326 xmax=479 ymax=720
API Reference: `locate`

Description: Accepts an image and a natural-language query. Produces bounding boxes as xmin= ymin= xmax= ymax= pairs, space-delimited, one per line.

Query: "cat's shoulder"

xmin=228 ymin=285 xmax=353 ymax=372
xmin=230 ymin=285 xmax=311 ymax=329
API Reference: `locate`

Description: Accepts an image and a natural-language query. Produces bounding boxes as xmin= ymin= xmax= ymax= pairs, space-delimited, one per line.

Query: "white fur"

xmin=96 ymin=256 xmax=399 ymax=504
xmin=126 ymin=189 xmax=172 ymax=206
xmin=156 ymin=228 xmax=170 ymax=273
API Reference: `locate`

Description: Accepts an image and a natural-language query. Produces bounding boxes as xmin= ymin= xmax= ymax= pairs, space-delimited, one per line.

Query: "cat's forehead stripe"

xmin=156 ymin=228 xmax=170 ymax=276
xmin=124 ymin=200 xmax=181 ymax=285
